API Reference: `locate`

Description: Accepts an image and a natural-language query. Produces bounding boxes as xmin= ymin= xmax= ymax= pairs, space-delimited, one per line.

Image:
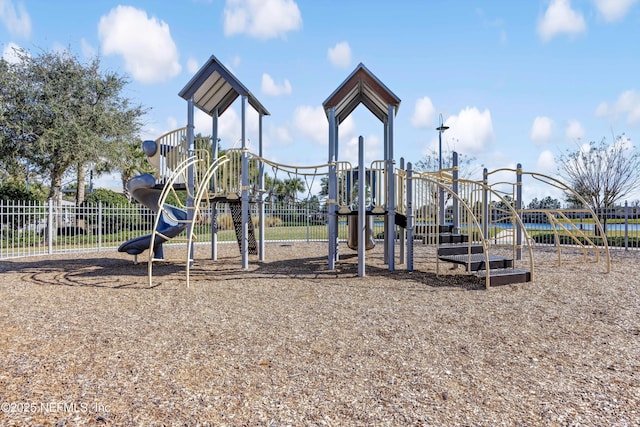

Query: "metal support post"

xmin=516 ymin=163 xmax=523 ymax=260
xmin=187 ymin=97 xmax=195 ymax=264
xmin=240 ymin=95 xmax=249 ymax=269
xmin=386 ymin=105 xmax=395 ymax=272
xmin=328 ymin=107 xmax=337 ymax=269
xmin=258 ymin=113 xmax=265 ymax=261
xmin=358 ymin=136 xmax=366 ymax=277
xmin=482 ymin=168 xmax=489 ymax=241
xmin=407 ymin=162 xmax=414 ymax=271
xmin=212 ymin=109 xmax=219 ymax=260
xmin=399 ymin=157 xmax=405 ymax=265
xmin=452 ymin=151 xmax=459 ymax=234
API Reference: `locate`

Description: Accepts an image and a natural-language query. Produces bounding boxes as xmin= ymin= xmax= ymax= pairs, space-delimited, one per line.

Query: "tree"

xmin=118 ymin=139 xmax=155 ymax=200
xmin=0 ymin=47 xmax=146 ymax=204
xmin=414 ymin=148 xmax=478 ymax=179
xmin=283 ymin=177 xmax=305 ymax=206
xmin=559 ymin=135 xmax=640 ymax=226
xmin=263 ymin=175 xmax=305 ymax=208
xmin=524 ymin=196 xmax=562 ymax=223
xmin=527 ymin=196 xmax=561 ymax=210
xmin=414 ymin=149 xmax=479 ymax=216
xmin=492 ymin=195 xmax=515 ymax=221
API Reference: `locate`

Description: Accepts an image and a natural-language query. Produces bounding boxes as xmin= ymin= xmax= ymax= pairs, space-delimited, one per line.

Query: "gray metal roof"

xmin=179 ymin=55 xmax=270 ymax=117
xmin=323 ymin=63 xmax=400 ymax=124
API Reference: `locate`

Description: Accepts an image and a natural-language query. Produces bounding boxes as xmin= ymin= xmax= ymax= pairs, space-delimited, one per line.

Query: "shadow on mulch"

xmin=1 ymin=248 xmax=486 ymax=291
xmin=1 ymin=256 xmax=182 ymax=289
xmin=246 ymin=252 xmax=486 ymax=291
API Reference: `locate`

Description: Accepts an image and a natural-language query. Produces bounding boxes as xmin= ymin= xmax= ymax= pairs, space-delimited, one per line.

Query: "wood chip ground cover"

xmin=0 ymin=242 xmax=638 ymax=426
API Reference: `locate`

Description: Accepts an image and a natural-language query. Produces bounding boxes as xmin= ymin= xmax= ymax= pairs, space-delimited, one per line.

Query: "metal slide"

xmin=117 ymin=174 xmax=187 ymax=258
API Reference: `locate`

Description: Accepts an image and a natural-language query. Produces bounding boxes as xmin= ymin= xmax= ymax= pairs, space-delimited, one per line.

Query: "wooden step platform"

xmin=476 ymin=268 xmax=532 ymax=287
xmin=437 ymin=243 xmax=484 ymax=256
xmin=438 ymin=253 xmax=513 ymax=270
xmin=435 ymin=229 xmax=531 ymax=286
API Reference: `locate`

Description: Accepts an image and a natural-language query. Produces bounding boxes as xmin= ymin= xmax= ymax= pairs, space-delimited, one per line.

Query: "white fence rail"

xmin=1 ymin=199 xmax=638 ymax=260
xmin=0 ymin=200 xmax=382 ymax=260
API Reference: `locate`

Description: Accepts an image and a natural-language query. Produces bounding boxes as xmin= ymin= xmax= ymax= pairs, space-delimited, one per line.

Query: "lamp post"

xmin=436 ymin=114 xmax=449 ymax=225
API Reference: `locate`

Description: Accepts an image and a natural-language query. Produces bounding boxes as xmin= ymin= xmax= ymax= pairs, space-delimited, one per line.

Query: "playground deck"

xmin=1 ymin=243 xmax=637 ymax=425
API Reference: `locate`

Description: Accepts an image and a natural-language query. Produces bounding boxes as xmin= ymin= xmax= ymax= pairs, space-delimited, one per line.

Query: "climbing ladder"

xmin=229 ymin=200 xmax=258 ymax=255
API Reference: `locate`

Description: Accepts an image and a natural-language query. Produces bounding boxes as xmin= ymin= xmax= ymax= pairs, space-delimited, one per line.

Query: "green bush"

xmin=0 ymin=182 xmax=46 ymax=230
xmin=83 ymin=189 xmax=129 ymax=205
xmin=81 ymin=189 xmax=140 ymax=234
xmin=0 ymin=181 xmax=46 ymax=202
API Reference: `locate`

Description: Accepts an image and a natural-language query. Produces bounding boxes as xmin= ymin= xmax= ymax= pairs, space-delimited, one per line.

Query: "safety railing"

xmin=483 ymin=168 xmax=611 ymax=272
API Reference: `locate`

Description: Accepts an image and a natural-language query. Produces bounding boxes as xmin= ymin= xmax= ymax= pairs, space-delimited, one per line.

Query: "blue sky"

xmin=2 ymin=0 xmax=640 ymax=202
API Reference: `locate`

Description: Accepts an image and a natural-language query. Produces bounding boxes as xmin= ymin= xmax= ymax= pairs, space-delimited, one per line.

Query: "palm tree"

xmin=283 ymin=177 xmax=305 ymax=207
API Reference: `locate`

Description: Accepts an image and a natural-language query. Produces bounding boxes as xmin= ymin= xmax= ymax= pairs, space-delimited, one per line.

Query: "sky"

xmin=2 ymin=0 xmax=640 ymax=203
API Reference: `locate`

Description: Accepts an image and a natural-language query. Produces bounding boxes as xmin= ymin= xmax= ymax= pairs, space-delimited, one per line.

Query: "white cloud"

xmin=537 ymin=0 xmax=586 ymax=41
xmin=210 ymin=107 xmax=265 ymax=150
xmin=98 ymin=5 xmax=181 ymax=84
xmin=338 ymin=115 xmax=356 ymax=143
xmin=268 ymin=123 xmax=293 ymax=147
xmin=411 ymin=97 xmax=436 ymax=129
xmin=565 ymin=119 xmax=585 ymax=141
xmin=261 ymin=73 xmax=292 ymax=96
xmin=293 ymin=105 xmax=327 ymax=145
xmin=342 ymin=134 xmax=382 ymax=165
xmin=327 ymin=41 xmax=351 ymax=69
xmin=598 ymin=90 xmax=640 ymax=125
xmin=80 ymin=38 xmax=96 ymax=59
xmin=0 ymin=0 xmax=31 ymax=38
xmin=292 ymin=105 xmax=356 ymax=150
xmin=595 ymin=101 xmax=609 ymax=117
xmin=593 ymin=0 xmax=638 ymax=22
xmin=440 ymin=107 xmax=494 ymax=155
xmin=535 ymin=150 xmax=556 ymax=174
xmin=166 ymin=117 xmax=179 ymax=132
xmin=530 ymin=116 xmax=554 ymax=145
xmin=223 ymin=0 xmax=302 ymax=40
xmin=187 ymin=57 xmax=200 ymax=74
xmin=2 ymin=41 xmax=23 ymax=63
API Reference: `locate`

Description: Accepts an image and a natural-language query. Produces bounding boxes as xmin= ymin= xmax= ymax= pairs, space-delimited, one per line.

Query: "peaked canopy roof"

xmin=323 ymin=63 xmax=400 ymax=124
xmin=179 ymin=55 xmax=270 ymax=117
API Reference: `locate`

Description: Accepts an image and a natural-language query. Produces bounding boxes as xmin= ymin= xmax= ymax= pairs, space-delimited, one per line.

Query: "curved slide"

xmin=118 ymin=174 xmax=187 ymax=258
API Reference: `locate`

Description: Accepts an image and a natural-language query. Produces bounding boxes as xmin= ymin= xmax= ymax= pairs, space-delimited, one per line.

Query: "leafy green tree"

xmin=0 ymin=47 xmax=146 ymax=204
xmin=119 ymin=139 xmax=155 ymax=200
xmin=0 ymin=181 xmax=46 ymax=202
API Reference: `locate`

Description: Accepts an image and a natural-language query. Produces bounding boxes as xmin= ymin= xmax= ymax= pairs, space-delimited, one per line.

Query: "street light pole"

xmin=436 ymin=114 xmax=449 ymax=226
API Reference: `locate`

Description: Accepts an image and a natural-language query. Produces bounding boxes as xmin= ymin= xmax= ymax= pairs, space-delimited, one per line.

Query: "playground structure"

xmin=118 ymin=55 xmax=611 ymax=288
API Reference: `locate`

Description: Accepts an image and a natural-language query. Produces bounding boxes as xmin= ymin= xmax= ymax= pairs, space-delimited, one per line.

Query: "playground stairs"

xmin=229 ymin=201 xmax=258 ymax=255
xmin=436 ymin=225 xmax=531 ymax=286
